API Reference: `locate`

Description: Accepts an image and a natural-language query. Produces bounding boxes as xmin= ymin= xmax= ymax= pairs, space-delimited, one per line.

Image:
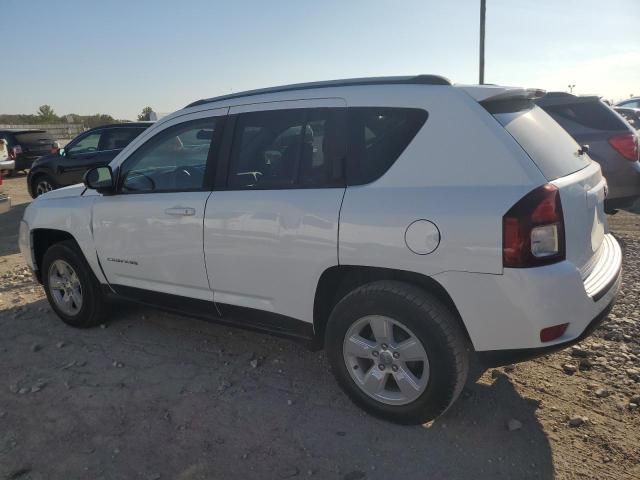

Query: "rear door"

xmin=57 ymin=129 xmax=104 ymax=185
xmin=14 ymin=131 xmax=56 ymax=164
xmin=492 ymin=104 xmax=606 ymax=275
xmin=203 ymin=99 xmax=346 ymax=323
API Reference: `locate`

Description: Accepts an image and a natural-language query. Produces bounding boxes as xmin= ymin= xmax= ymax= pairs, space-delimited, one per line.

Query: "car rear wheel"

xmin=33 ymin=174 xmax=56 ymax=197
xmin=325 ymin=280 xmax=469 ymax=424
xmin=42 ymin=240 xmax=106 ymax=328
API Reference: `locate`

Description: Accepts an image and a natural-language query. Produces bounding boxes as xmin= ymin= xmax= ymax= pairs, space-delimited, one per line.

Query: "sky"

xmin=2 ymin=0 xmax=639 ymax=120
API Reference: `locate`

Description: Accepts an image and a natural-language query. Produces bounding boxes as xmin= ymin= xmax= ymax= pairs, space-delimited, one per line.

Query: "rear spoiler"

xmin=459 ymin=85 xmax=546 ymax=103
xmin=470 ymin=88 xmax=547 ymax=114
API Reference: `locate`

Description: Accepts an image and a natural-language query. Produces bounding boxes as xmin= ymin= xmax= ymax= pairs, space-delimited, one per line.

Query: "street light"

xmin=479 ymin=0 xmax=486 ymax=84
xmin=568 ymin=84 xmax=576 ymax=94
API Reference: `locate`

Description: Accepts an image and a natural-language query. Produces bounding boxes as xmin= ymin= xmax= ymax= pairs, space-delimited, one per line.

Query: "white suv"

xmin=19 ymin=76 xmax=622 ymax=424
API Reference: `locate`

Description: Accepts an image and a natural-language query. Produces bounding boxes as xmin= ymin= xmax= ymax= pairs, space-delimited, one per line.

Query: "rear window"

xmin=539 ymin=101 xmax=626 ymax=132
xmin=14 ymin=131 xmax=55 ymax=144
xmin=493 ymin=105 xmax=590 ymax=180
xmin=347 ymin=107 xmax=428 ymax=185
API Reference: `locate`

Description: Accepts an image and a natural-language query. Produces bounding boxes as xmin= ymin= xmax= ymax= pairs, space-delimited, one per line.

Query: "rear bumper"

xmin=15 ymin=156 xmax=40 ymax=171
xmin=0 ymin=159 xmax=15 ymax=171
xmin=476 ymin=281 xmax=617 ymax=367
xmin=434 ymin=233 xmax=622 ymax=354
xmin=0 ymin=193 xmax=11 ymax=214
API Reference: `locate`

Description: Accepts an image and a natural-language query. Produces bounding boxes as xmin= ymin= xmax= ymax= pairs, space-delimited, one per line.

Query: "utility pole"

xmin=568 ymin=84 xmax=576 ymax=94
xmin=479 ymin=0 xmax=486 ymax=84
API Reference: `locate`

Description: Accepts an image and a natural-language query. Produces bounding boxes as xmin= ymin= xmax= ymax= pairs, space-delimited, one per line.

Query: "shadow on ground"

xmin=0 ymin=296 xmax=554 ymax=479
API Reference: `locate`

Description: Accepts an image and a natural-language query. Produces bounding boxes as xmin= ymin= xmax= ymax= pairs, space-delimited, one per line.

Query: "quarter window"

xmin=227 ymin=108 xmax=345 ymax=189
xmin=347 ymin=107 xmax=428 ymax=185
xmin=120 ymin=118 xmax=218 ymax=193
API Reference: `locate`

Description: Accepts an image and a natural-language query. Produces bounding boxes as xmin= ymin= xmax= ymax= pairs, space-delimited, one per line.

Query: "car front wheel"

xmin=42 ymin=240 xmax=106 ymax=328
xmin=325 ymin=280 xmax=469 ymax=424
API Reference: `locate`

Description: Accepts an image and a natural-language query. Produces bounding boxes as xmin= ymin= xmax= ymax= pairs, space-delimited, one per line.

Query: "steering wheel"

xmin=123 ymin=171 xmax=156 ymax=191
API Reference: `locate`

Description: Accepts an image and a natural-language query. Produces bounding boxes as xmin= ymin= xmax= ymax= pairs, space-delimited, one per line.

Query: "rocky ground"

xmin=0 ymin=174 xmax=638 ymax=479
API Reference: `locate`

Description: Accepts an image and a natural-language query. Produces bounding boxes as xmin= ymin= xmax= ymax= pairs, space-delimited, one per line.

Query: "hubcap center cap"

xmin=379 ymin=351 xmax=394 ymax=366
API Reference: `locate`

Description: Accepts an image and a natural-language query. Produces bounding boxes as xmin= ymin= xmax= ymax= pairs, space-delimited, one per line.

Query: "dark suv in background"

xmin=536 ymin=93 xmax=640 ymax=211
xmin=0 ymin=129 xmax=58 ymax=175
xmin=27 ymin=122 xmax=152 ymax=197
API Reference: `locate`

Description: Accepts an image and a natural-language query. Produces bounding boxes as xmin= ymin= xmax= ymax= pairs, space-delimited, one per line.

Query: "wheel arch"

xmin=312 ymin=265 xmax=472 ymax=350
xmin=32 ymin=229 xmax=79 ymax=283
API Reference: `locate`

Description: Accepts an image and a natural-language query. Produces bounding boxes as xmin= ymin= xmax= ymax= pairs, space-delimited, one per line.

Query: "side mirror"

xmin=58 ymin=147 xmax=65 ymax=157
xmin=83 ymin=166 xmax=114 ymax=193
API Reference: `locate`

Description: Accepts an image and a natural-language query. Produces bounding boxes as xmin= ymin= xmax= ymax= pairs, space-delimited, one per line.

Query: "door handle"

xmin=165 ymin=207 xmax=196 ymax=216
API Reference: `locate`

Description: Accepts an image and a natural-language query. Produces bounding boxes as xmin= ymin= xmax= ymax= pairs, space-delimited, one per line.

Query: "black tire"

xmin=42 ymin=240 xmax=106 ymax=328
xmin=325 ymin=280 xmax=469 ymax=424
xmin=31 ymin=173 xmax=56 ymax=198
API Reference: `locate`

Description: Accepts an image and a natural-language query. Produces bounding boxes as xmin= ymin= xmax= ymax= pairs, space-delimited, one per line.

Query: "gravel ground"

xmin=0 ymin=174 xmax=638 ymax=480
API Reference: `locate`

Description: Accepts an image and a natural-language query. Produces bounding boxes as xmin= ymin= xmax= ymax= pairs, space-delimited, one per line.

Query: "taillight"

xmin=9 ymin=145 xmax=22 ymax=160
xmin=503 ymin=184 xmax=565 ymax=268
xmin=608 ymin=133 xmax=638 ymax=161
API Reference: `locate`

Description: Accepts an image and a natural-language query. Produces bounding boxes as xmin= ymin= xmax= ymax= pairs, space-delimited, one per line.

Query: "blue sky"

xmin=2 ymin=0 xmax=639 ymax=120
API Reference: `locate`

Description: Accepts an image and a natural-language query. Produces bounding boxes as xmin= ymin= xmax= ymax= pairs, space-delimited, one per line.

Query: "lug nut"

xmin=378 ymin=364 xmax=385 ymax=371
xmin=381 ymin=344 xmax=388 ymax=350
xmin=392 ymin=352 xmax=400 ymax=359
xmin=392 ymin=365 xmax=398 ymax=372
xmin=372 ymin=351 xmax=379 ymax=357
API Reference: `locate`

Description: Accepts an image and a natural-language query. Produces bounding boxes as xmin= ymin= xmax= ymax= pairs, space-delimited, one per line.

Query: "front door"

xmin=93 ymin=109 xmax=227 ymax=300
xmin=58 ymin=130 xmax=111 ymax=185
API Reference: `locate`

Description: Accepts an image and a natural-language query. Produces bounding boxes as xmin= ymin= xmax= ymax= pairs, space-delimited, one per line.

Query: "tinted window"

xmin=120 ymin=118 xmax=218 ymax=193
xmin=99 ymin=127 xmax=146 ymax=150
xmin=619 ymin=100 xmax=640 ymax=109
xmin=494 ymin=106 xmax=589 ymax=180
xmin=347 ymin=107 xmax=428 ymax=185
xmin=68 ymin=131 xmax=102 ymax=155
xmin=14 ymin=131 xmax=55 ymax=145
xmin=540 ymin=101 xmax=626 ymax=132
xmin=228 ymin=108 xmax=344 ymax=189
xmin=616 ymin=109 xmax=640 ymax=130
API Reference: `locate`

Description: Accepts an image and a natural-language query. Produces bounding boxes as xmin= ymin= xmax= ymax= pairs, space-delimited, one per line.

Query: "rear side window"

xmin=540 ymin=101 xmax=626 ymax=132
xmin=228 ymin=108 xmax=345 ymax=189
xmin=493 ymin=106 xmax=590 ymax=180
xmin=347 ymin=107 xmax=428 ymax=185
xmin=99 ymin=127 xmax=146 ymax=150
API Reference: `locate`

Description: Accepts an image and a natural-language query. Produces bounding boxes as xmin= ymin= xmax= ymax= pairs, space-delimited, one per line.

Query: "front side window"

xmin=228 ymin=108 xmax=345 ymax=189
xmin=119 ymin=118 xmax=218 ymax=193
xmin=68 ymin=131 xmax=102 ymax=156
xmin=347 ymin=107 xmax=428 ymax=185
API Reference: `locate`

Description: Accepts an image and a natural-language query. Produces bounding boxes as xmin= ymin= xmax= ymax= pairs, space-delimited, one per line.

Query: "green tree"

xmin=36 ymin=105 xmax=58 ymax=123
xmin=137 ymin=106 xmax=154 ymax=121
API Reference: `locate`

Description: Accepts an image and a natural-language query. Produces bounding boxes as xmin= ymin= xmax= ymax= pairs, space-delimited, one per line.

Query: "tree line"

xmin=0 ymin=105 xmax=155 ymax=129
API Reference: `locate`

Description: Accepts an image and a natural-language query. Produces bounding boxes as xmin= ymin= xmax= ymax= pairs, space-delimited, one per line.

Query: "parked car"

xmin=0 ymin=129 xmax=58 ymax=176
xmin=0 ymin=172 xmax=10 ymax=214
xmin=27 ymin=122 xmax=152 ymax=198
xmin=19 ymin=76 xmax=622 ymax=424
xmin=615 ymin=97 xmax=640 ymax=109
xmin=0 ymin=139 xmax=15 ymax=176
xmin=535 ymin=93 xmax=640 ymax=211
xmin=614 ymin=106 xmax=640 ymax=130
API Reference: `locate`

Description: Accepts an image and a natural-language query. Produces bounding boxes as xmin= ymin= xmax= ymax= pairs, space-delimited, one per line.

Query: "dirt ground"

xmin=0 ymin=174 xmax=638 ymax=480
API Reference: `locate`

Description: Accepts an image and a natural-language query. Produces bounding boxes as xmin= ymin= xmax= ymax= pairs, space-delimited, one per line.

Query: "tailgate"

xmin=14 ymin=132 xmax=56 ymax=156
xmin=491 ymin=104 xmax=605 ymax=273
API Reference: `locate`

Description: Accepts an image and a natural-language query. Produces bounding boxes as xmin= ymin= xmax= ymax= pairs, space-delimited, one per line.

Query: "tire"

xmin=325 ymin=280 xmax=469 ymax=424
xmin=42 ymin=240 xmax=106 ymax=328
xmin=31 ymin=174 xmax=56 ymax=198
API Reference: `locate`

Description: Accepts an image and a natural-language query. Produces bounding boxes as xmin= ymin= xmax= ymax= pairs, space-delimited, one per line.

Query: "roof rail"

xmin=185 ymin=74 xmax=452 ymax=108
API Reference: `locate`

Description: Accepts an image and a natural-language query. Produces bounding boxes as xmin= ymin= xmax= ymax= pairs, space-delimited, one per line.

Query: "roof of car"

xmin=0 ymin=129 xmax=47 ymax=134
xmin=87 ymin=121 xmax=154 ymax=131
xmin=185 ymin=74 xmax=452 ymax=108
